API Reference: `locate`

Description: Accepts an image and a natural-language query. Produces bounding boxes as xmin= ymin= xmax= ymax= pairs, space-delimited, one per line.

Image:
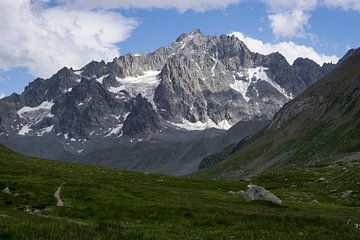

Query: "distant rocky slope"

xmin=197 ymin=48 xmax=360 ymax=178
xmin=0 ymin=30 xmax=335 ymax=174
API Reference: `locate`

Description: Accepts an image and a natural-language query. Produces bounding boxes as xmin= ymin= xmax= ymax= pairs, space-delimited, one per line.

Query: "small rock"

xmin=341 ymin=190 xmax=352 ymax=198
xmin=2 ymin=187 xmax=10 ymax=194
xmin=318 ymin=177 xmax=325 ymax=181
xmin=310 ymin=199 xmax=320 ymax=204
xmin=24 ymin=205 xmax=32 ymax=213
xmin=329 ymin=189 xmax=338 ymax=194
xmin=228 ymin=190 xmax=245 ymax=196
xmin=34 ymin=209 xmax=41 ymax=214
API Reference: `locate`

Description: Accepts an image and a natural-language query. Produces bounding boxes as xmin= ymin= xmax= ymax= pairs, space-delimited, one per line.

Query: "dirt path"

xmin=54 ymin=186 xmax=64 ymax=207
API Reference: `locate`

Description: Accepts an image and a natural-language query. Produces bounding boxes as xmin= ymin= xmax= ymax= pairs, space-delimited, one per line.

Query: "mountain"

xmin=0 ymin=29 xmax=334 ymax=174
xmin=197 ymin=47 xmax=360 ymax=179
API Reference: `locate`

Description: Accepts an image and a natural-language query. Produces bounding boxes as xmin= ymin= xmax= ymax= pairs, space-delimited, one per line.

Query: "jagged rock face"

xmin=153 ymin=31 xmax=333 ymax=127
xmin=154 ymin=54 xmax=209 ymax=123
xmin=50 ymin=78 xmax=132 ymax=139
xmin=21 ymin=68 xmax=81 ymax=107
xmin=0 ymin=29 xmax=334 ymax=143
xmin=269 ymin=48 xmax=360 ymax=132
xmin=292 ymin=58 xmax=333 ymax=87
xmin=122 ymin=94 xmax=161 ymax=136
xmin=259 ymin=53 xmax=301 ymax=96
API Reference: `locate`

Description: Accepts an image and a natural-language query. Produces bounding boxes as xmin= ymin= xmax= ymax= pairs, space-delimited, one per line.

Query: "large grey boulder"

xmin=242 ymin=184 xmax=282 ymax=204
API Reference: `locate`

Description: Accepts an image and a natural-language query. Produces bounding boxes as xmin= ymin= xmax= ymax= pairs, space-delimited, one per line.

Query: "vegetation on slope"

xmin=0 ymin=145 xmax=359 ymax=239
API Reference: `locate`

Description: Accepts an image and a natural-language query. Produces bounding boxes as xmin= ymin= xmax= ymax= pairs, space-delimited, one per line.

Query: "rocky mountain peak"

xmin=122 ymin=94 xmax=161 ymax=136
xmin=0 ymin=29 xmax=336 ymax=144
xmin=338 ymin=48 xmax=358 ymax=65
xmin=175 ymin=28 xmax=204 ymax=42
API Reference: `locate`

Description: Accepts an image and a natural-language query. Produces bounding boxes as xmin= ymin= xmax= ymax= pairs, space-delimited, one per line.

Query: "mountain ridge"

xmin=197 ymin=47 xmax=360 ymax=179
xmin=0 ymin=29 xmax=336 ymax=175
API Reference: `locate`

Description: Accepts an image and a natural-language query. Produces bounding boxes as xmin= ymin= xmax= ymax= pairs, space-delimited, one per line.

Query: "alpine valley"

xmin=1 ymin=27 xmax=360 ymax=240
xmin=0 ymin=30 xmax=335 ymax=175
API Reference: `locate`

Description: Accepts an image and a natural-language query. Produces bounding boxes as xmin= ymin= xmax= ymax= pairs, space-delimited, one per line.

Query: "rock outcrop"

xmin=241 ymin=185 xmax=282 ymax=204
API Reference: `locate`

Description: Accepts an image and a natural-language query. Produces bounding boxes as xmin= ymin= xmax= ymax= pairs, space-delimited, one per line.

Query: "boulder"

xmin=242 ymin=184 xmax=282 ymax=204
xmin=2 ymin=187 xmax=10 ymax=194
xmin=310 ymin=199 xmax=320 ymax=204
xmin=341 ymin=190 xmax=352 ymax=198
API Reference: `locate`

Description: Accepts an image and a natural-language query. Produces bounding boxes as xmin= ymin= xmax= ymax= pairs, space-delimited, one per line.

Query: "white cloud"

xmin=322 ymin=0 xmax=360 ymax=11
xmin=0 ymin=0 xmax=241 ymax=78
xmin=0 ymin=0 xmax=354 ymax=80
xmin=263 ymin=0 xmax=317 ymax=38
xmin=263 ymin=0 xmax=360 ymax=38
xmin=59 ymin=0 xmax=241 ymax=12
xmin=0 ymin=0 xmax=137 ymax=78
xmin=268 ymin=10 xmax=310 ymax=38
xmin=230 ymin=32 xmax=339 ymax=65
xmin=0 ymin=92 xmax=6 ymax=99
xmin=263 ymin=0 xmax=317 ymax=11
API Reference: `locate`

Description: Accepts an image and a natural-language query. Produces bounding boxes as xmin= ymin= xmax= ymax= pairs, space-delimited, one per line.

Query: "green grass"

xmin=0 ymin=145 xmax=359 ymax=239
xmin=196 ymin=118 xmax=360 ymax=180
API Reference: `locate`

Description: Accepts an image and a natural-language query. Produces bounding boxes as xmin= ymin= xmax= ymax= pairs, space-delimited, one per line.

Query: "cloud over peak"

xmin=0 ymin=0 xmax=241 ymax=78
xmin=263 ymin=0 xmax=360 ymax=38
xmin=230 ymin=32 xmax=339 ymax=65
xmin=0 ymin=0 xmax=137 ymax=78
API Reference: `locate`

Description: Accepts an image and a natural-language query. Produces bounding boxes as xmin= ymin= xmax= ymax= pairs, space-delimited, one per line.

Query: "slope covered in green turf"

xmin=0 ymin=145 xmax=359 ymax=239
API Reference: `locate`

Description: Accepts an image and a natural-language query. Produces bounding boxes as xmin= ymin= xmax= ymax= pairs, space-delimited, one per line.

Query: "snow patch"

xmin=64 ymin=87 xmax=72 ymax=93
xmin=123 ymin=112 xmax=131 ymax=121
xmin=170 ymin=118 xmax=232 ymax=131
xmin=96 ymin=74 xmax=109 ymax=84
xmin=17 ymin=101 xmax=55 ymax=135
xmin=209 ymin=55 xmax=218 ymax=77
xmin=217 ymin=119 xmax=232 ymax=130
xmin=36 ymin=125 xmax=54 ymax=137
xmin=230 ymin=72 xmax=251 ymax=102
xmin=18 ymin=125 xmax=32 ymax=136
xmin=105 ymin=124 xmax=123 ymax=137
xmin=105 ymin=112 xmax=130 ymax=137
xmin=109 ymin=71 xmax=161 ymax=106
xmin=17 ymin=101 xmax=55 ymax=123
xmin=230 ymin=67 xmax=292 ymax=102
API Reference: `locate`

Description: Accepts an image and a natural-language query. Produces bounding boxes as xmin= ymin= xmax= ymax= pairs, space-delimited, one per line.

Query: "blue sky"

xmin=0 ymin=0 xmax=359 ymax=97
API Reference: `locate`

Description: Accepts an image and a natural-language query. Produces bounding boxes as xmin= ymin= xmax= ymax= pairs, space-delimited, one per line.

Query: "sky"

xmin=0 ymin=0 xmax=359 ymax=97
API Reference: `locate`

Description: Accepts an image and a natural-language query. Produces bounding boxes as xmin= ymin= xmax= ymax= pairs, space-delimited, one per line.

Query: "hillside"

xmin=0 ymin=145 xmax=359 ymax=239
xmin=196 ymin=48 xmax=360 ymax=179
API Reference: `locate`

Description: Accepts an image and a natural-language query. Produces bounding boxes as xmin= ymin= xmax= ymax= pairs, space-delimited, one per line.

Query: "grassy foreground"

xmin=0 ymin=145 xmax=359 ymax=239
